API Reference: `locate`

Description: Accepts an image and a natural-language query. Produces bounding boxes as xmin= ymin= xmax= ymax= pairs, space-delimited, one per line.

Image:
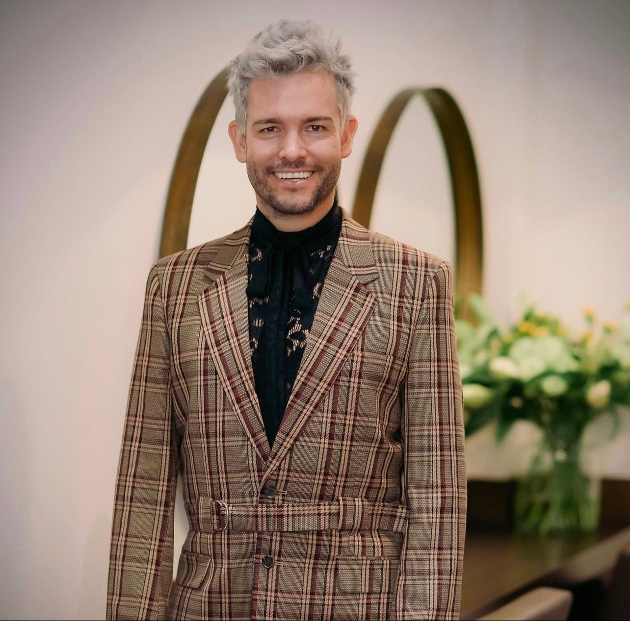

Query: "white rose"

xmin=586 ymin=380 xmax=611 ymax=409
xmin=462 ymin=384 xmax=494 ymax=409
xmin=540 ymin=375 xmax=569 ymax=396
xmin=489 ymin=356 xmax=519 ymax=379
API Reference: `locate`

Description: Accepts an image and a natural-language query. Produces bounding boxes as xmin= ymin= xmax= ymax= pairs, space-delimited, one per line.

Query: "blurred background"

xmin=1 ymin=1 xmax=629 ymax=619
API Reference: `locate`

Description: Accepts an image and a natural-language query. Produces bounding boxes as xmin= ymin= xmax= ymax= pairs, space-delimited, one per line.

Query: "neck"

xmin=256 ymin=194 xmax=335 ymax=232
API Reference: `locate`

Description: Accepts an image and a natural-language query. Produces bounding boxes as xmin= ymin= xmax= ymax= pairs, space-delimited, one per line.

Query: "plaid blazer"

xmin=107 ymin=212 xmax=466 ymax=620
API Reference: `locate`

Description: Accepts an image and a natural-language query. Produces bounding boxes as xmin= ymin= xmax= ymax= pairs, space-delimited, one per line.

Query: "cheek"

xmin=309 ymin=139 xmax=342 ymax=161
xmin=247 ymin=142 xmax=278 ymax=164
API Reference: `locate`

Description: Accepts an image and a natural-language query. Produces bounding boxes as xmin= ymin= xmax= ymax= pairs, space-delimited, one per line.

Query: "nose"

xmin=278 ymin=130 xmax=307 ymax=162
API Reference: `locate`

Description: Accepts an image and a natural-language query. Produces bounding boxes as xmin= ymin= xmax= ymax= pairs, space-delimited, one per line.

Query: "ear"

xmin=340 ymin=115 xmax=358 ymax=159
xmin=228 ymin=120 xmax=247 ymax=163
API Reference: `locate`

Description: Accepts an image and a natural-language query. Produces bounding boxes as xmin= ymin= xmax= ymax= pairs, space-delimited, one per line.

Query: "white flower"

xmin=462 ymin=384 xmax=494 ymax=409
xmin=540 ymin=375 xmax=569 ymax=396
xmin=586 ymin=380 xmax=611 ymax=409
xmin=537 ymin=335 xmax=579 ymax=373
xmin=489 ymin=356 xmax=519 ymax=379
xmin=509 ymin=335 xmax=577 ymax=380
xmin=518 ymin=357 xmax=547 ymax=381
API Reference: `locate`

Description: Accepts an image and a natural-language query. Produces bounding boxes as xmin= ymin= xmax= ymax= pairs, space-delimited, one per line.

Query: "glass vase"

xmin=513 ymin=426 xmax=600 ymax=535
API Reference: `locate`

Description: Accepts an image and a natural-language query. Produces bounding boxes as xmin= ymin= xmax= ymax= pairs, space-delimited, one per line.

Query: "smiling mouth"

xmin=274 ymin=171 xmax=312 ymax=180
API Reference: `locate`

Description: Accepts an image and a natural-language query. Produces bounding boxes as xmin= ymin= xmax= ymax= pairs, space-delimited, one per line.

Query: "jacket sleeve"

xmin=107 ymin=264 xmax=179 ymax=620
xmin=396 ymin=260 xmax=467 ymax=620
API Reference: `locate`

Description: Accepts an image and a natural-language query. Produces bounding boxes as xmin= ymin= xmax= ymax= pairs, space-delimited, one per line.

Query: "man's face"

xmin=229 ymin=71 xmax=357 ymax=230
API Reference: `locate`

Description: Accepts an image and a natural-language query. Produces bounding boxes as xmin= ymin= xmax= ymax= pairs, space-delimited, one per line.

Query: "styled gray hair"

xmin=228 ymin=19 xmax=356 ymax=129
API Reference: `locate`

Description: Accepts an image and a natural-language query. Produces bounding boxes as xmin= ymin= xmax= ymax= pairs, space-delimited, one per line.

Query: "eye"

xmin=260 ymin=126 xmax=279 ymax=133
xmin=309 ymin=124 xmax=325 ymax=132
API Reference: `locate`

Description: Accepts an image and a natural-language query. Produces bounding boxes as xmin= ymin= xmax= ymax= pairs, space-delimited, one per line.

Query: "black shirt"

xmin=246 ymin=203 xmax=342 ymax=447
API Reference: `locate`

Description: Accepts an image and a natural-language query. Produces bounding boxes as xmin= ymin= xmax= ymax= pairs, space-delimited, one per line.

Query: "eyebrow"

xmin=304 ymin=116 xmax=334 ymax=124
xmin=251 ymin=116 xmax=334 ymax=126
xmin=252 ymin=118 xmax=281 ymax=126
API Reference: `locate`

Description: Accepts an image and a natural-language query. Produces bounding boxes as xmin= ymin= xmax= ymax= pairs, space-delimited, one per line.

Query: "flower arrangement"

xmin=456 ymin=295 xmax=630 ymax=533
xmin=457 ymin=296 xmax=630 ymax=439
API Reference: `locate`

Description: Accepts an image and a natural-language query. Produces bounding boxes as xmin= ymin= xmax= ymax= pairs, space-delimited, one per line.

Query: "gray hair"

xmin=228 ymin=19 xmax=356 ymax=129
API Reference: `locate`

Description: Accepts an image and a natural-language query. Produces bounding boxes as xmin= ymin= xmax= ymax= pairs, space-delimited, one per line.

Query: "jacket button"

xmin=261 ymin=485 xmax=276 ymax=498
xmin=262 ymin=555 xmax=274 ymax=569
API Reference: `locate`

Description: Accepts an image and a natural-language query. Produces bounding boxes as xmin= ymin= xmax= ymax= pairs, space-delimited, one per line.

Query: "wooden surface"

xmin=460 ymin=524 xmax=630 ymax=619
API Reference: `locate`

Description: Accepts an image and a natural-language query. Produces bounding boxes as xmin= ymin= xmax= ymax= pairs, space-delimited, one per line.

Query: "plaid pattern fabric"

xmin=107 ymin=211 xmax=466 ymax=620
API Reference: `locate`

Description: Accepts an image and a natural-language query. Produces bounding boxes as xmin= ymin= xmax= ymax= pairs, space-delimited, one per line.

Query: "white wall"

xmin=1 ymin=1 xmax=629 ymax=618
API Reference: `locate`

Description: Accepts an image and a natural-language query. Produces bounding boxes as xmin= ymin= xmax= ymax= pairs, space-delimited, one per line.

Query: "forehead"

xmin=247 ymin=71 xmax=339 ymax=124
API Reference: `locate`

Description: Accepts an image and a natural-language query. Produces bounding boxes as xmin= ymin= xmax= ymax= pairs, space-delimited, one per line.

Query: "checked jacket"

xmin=107 ymin=211 xmax=466 ymax=620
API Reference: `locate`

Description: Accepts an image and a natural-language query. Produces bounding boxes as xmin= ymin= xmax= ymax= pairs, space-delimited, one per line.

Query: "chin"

xmin=266 ymin=192 xmax=322 ymax=216
xmin=269 ymin=202 xmax=318 ymax=217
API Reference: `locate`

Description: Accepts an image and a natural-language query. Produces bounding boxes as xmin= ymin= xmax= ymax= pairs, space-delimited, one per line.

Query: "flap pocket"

xmin=336 ymin=558 xmax=399 ymax=594
xmin=175 ymin=551 xmax=213 ymax=590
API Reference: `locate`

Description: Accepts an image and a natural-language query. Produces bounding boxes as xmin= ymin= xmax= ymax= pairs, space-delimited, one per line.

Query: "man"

xmin=107 ymin=19 xmax=466 ymax=621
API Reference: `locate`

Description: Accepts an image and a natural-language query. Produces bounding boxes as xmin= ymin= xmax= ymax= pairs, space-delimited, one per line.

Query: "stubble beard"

xmin=247 ymin=159 xmax=341 ymax=216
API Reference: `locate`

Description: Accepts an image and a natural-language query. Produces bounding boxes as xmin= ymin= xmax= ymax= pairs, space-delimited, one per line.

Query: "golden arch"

xmin=352 ymin=88 xmax=483 ymax=313
xmin=159 ymin=70 xmax=484 ymax=318
xmin=159 ymin=67 xmax=230 ymax=258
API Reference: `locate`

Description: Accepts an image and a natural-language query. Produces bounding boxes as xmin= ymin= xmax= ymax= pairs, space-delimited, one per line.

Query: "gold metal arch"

xmin=159 ymin=68 xmax=230 ymax=258
xmin=352 ymin=88 xmax=484 ymax=316
xmin=159 ymin=72 xmax=484 ymax=319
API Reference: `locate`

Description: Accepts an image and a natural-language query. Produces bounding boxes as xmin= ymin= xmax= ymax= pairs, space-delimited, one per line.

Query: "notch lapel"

xmin=197 ymin=227 xmax=271 ymax=461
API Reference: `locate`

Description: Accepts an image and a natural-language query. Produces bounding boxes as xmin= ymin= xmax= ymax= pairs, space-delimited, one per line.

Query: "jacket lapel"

xmin=197 ymin=225 xmax=271 ymax=462
xmin=264 ymin=215 xmax=379 ymax=474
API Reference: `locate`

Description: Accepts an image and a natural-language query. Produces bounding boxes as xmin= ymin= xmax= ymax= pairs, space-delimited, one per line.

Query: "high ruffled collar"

xmin=247 ymin=202 xmax=342 ymax=308
xmin=250 ymin=202 xmax=341 ymax=250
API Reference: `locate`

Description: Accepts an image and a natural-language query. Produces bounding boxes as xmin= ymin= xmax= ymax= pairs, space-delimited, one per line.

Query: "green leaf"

xmin=495 ymin=418 xmax=515 ymax=442
xmin=467 ymin=293 xmax=496 ymax=325
xmin=464 ymin=405 xmax=497 ymax=436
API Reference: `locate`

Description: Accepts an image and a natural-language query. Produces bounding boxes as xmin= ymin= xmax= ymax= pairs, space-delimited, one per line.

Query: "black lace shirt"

xmin=246 ymin=204 xmax=342 ymax=448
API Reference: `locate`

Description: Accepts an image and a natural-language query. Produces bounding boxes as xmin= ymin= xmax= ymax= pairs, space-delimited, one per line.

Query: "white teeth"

xmin=274 ymin=171 xmax=312 ymax=179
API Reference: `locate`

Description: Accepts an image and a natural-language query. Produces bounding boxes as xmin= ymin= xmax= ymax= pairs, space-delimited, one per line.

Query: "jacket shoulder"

xmin=341 ymin=214 xmax=451 ymax=312
xmin=342 ymin=212 xmax=448 ymax=275
xmin=368 ymin=228 xmax=448 ymax=274
xmin=147 ymin=222 xmax=250 ymax=301
xmin=156 ymin=226 xmax=247 ymax=271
